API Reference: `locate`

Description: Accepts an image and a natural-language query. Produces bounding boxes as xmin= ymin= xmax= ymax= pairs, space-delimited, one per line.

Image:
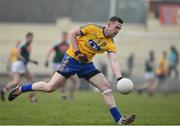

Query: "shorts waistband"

xmin=65 ymin=54 xmax=92 ymax=65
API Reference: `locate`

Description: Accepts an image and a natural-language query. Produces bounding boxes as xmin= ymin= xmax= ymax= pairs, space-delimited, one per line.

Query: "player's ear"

xmin=107 ymin=21 xmax=113 ymax=28
xmin=107 ymin=21 xmax=111 ymax=27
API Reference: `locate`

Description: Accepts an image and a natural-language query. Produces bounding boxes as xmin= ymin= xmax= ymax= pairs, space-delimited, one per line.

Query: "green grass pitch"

xmin=0 ymin=91 xmax=180 ymax=125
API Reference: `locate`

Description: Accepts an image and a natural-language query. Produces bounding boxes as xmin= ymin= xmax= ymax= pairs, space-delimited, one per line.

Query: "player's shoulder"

xmin=92 ymin=24 xmax=103 ymax=29
xmin=107 ymin=37 xmax=115 ymax=45
xmin=80 ymin=23 xmax=103 ymax=30
xmin=53 ymin=40 xmax=61 ymax=46
xmin=18 ymin=41 xmax=26 ymax=48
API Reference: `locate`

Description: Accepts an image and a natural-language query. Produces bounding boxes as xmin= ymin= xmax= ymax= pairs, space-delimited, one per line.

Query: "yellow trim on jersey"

xmin=66 ymin=24 xmax=116 ymax=62
xmin=10 ymin=48 xmax=18 ymax=63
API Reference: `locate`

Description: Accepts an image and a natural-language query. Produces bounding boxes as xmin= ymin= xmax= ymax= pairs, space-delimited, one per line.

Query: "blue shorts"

xmin=57 ymin=54 xmax=100 ymax=80
xmin=156 ymin=74 xmax=166 ymax=81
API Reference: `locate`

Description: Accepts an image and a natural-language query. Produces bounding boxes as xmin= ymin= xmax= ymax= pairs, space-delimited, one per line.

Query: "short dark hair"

xmin=109 ymin=16 xmax=123 ymax=24
xmin=26 ymin=32 xmax=33 ymax=37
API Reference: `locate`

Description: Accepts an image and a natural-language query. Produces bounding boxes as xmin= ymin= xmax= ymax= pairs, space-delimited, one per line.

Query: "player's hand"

xmin=22 ymin=60 xmax=28 ymax=65
xmin=75 ymin=50 xmax=88 ymax=63
xmin=45 ymin=61 xmax=49 ymax=67
xmin=77 ymin=54 xmax=88 ymax=63
xmin=32 ymin=60 xmax=38 ymax=65
xmin=117 ymin=77 xmax=123 ymax=81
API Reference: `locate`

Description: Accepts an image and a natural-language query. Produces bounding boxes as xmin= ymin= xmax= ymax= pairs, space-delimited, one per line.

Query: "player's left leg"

xmin=24 ymin=70 xmax=38 ymax=102
xmin=88 ymin=72 xmax=136 ymax=124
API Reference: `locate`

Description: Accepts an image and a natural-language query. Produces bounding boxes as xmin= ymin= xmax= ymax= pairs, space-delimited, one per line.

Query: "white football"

xmin=117 ymin=78 xmax=134 ymax=94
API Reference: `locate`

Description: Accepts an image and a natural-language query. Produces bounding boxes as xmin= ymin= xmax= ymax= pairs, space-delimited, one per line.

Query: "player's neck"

xmin=103 ymin=27 xmax=111 ymax=38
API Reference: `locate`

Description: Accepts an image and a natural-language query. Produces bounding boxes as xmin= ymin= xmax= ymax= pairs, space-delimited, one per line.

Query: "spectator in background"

xmin=45 ymin=32 xmax=77 ymax=100
xmin=168 ymin=45 xmax=179 ymax=79
xmin=127 ymin=53 xmax=134 ymax=77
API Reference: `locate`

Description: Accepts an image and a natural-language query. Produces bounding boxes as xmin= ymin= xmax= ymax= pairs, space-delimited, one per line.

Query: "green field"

xmin=0 ymin=91 xmax=180 ymax=125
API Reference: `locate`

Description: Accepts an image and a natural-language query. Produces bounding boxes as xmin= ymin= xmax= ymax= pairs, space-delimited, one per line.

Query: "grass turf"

xmin=0 ymin=91 xmax=180 ymax=125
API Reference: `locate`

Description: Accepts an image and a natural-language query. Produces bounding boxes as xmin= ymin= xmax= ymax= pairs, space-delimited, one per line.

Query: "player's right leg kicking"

xmin=88 ymin=72 xmax=136 ymax=124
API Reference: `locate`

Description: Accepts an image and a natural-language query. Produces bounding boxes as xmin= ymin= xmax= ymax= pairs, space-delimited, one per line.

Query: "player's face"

xmin=26 ymin=35 xmax=33 ymax=43
xmin=62 ymin=34 xmax=68 ymax=41
xmin=107 ymin=21 xmax=122 ymax=37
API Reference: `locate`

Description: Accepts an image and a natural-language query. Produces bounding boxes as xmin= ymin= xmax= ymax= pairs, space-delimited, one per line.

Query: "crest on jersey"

xmin=88 ymin=39 xmax=101 ymax=51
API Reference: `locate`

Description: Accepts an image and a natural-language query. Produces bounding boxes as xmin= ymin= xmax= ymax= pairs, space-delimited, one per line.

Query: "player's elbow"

xmin=69 ymin=29 xmax=76 ymax=37
xmin=69 ymin=27 xmax=81 ymax=36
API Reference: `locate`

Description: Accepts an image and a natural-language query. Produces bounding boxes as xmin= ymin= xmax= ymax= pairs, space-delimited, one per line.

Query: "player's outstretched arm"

xmin=107 ymin=52 xmax=122 ymax=80
xmin=29 ymin=59 xmax=39 ymax=65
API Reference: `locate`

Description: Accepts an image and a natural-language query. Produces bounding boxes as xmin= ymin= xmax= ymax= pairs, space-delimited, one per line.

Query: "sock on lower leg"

xmin=110 ymin=107 xmax=122 ymax=123
xmin=21 ymin=83 xmax=33 ymax=93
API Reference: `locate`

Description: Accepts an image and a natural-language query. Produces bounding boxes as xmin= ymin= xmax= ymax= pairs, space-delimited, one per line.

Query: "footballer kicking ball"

xmin=117 ymin=78 xmax=134 ymax=95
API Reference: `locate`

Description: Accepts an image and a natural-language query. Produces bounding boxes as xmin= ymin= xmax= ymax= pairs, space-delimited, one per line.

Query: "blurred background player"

xmin=0 ymin=32 xmax=38 ymax=102
xmin=44 ymin=31 xmax=77 ymax=100
xmin=154 ymin=50 xmax=168 ymax=96
xmin=137 ymin=51 xmax=156 ymax=96
xmin=167 ymin=45 xmax=179 ymax=79
xmin=8 ymin=16 xmax=136 ymax=124
xmin=6 ymin=41 xmax=21 ymax=77
xmin=127 ymin=53 xmax=135 ymax=77
xmin=0 ymin=41 xmax=21 ymax=101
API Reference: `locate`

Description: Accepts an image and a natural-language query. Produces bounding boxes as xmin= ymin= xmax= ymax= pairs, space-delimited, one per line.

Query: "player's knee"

xmin=45 ymin=84 xmax=56 ymax=93
xmin=102 ymin=88 xmax=112 ymax=95
xmin=101 ymin=84 xmax=112 ymax=95
xmin=101 ymin=83 xmax=112 ymax=91
xmin=45 ymin=87 xmax=55 ymax=93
